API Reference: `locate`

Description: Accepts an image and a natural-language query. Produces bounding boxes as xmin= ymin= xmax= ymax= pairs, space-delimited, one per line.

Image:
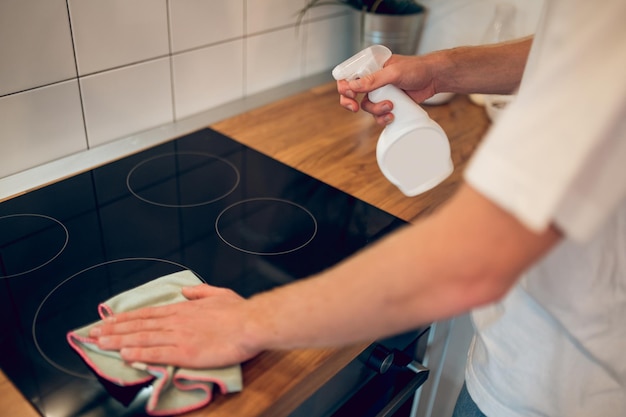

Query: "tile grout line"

xmin=64 ymin=0 xmax=90 ymax=150
xmin=166 ymin=0 xmax=177 ymax=122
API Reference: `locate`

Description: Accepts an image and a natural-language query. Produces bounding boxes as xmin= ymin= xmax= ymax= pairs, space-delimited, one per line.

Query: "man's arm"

xmin=435 ymin=36 xmax=533 ymax=95
xmin=339 ymin=36 xmax=533 ymax=124
xmin=91 ymin=183 xmax=560 ymax=368
xmin=244 ymin=183 xmax=559 ymax=350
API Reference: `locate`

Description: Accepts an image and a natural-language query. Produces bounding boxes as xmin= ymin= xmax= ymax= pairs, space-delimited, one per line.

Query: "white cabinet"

xmin=412 ymin=315 xmax=474 ymax=417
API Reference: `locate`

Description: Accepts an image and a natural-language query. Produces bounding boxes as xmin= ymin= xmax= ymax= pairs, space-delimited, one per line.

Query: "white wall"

xmin=417 ymin=0 xmax=544 ymax=54
xmin=0 ymin=0 xmax=354 ymax=179
xmin=0 ymin=0 xmax=544 ymax=181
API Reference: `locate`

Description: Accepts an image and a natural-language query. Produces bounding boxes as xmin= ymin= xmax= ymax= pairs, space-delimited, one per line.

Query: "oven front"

xmin=292 ymin=329 xmax=430 ymax=417
xmin=0 ymin=128 xmax=427 ymax=416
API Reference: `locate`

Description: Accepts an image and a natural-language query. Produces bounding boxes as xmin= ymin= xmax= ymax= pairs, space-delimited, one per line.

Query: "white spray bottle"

xmin=332 ymin=45 xmax=453 ymax=196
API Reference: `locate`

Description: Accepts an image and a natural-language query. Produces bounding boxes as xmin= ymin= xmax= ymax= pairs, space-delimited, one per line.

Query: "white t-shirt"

xmin=463 ymin=0 xmax=626 ymax=416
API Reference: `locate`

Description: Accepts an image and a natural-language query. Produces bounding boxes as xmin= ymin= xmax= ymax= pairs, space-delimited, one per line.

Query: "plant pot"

xmin=355 ymin=9 xmax=425 ymax=55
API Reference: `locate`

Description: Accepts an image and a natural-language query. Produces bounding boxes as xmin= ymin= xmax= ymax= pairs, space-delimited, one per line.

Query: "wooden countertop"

xmin=2 ymin=82 xmax=489 ymax=417
xmin=212 ymin=83 xmax=489 ymax=223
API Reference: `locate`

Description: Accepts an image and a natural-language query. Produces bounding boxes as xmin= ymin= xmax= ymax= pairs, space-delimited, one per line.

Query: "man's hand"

xmin=336 ymin=54 xmax=438 ymax=126
xmin=89 ymin=284 xmax=261 ymax=369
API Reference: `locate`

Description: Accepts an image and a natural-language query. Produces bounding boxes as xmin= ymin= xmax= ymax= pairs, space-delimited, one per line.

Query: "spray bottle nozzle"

xmin=332 ymin=45 xmax=392 ymax=81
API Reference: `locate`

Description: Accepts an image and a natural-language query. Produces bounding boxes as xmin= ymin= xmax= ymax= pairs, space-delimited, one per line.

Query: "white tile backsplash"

xmin=172 ymin=40 xmax=244 ymax=120
xmin=246 ymin=0 xmax=305 ymax=35
xmin=0 ymin=81 xmax=86 ymax=178
xmin=169 ymin=0 xmax=244 ymax=53
xmin=80 ymin=58 xmax=173 ymax=147
xmin=68 ymin=0 xmax=169 ymax=75
xmin=304 ymin=14 xmax=355 ymax=77
xmin=0 ymin=0 xmax=544 ymax=180
xmin=246 ymin=28 xmax=303 ymax=96
xmin=0 ymin=0 xmax=76 ymax=96
xmin=305 ymin=1 xmax=352 ymax=21
xmin=418 ymin=0 xmax=544 ymax=53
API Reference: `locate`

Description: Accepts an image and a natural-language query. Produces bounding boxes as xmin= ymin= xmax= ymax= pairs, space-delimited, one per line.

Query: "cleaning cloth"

xmin=67 ymin=270 xmax=243 ymax=416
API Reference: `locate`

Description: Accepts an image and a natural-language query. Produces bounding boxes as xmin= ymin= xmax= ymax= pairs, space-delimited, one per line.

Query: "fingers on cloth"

xmin=120 ymin=345 xmax=181 ymax=365
xmin=182 ymin=284 xmax=225 ymax=299
xmin=96 ymin=324 xmax=174 ymax=351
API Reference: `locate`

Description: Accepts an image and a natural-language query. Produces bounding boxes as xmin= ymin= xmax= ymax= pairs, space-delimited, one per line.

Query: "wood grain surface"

xmin=212 ymin=82 xmax=490 ymax=223
xmin=0 ymin=372 xmax=39 ymax=417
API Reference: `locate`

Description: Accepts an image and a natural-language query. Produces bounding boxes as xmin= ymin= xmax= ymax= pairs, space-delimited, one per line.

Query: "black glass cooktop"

xmin=0 ymin=128 xmax=405 ymax=417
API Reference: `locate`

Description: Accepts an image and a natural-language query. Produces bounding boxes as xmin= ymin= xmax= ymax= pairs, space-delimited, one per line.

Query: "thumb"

xmin=347 ymin=68 xmax=396 ymax=94
xmin=182 ymin=284 xmax=222 ymax=300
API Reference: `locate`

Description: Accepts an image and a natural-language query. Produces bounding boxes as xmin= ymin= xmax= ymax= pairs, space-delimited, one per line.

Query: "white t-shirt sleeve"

xmin=464 ymin=0 xmax=626 ymax=242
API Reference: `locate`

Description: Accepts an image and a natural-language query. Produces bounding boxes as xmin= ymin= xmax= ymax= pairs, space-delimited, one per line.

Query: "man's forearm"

xmin=432 ymin=36 xmax=533 ymax=95
xmin=243 ymin=183 xmax=560 ymax=352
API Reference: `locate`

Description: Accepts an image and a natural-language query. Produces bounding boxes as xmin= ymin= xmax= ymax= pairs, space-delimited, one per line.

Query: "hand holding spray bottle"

xmin=332 ymin=45 xmax=453 ymax=196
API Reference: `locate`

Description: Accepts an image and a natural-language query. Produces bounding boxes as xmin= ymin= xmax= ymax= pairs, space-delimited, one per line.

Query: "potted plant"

xmin=297 ymin=0 xmax=426 ymax=55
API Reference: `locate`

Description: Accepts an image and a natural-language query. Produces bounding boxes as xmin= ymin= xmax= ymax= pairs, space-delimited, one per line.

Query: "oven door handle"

xmin=374 ymin=350 xmax=429 ymax=417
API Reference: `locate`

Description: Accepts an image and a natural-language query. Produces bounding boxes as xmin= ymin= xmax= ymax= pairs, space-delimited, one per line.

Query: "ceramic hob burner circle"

xmin=0 ymin=214 xmax=69 ymax=279
xmin=32 ymin=258 xmax=202 ymax=379
xmin=127 ymin=152 xmax=240 ymax=208
xmin=215 ymin=198 xmax=318 ymax=256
